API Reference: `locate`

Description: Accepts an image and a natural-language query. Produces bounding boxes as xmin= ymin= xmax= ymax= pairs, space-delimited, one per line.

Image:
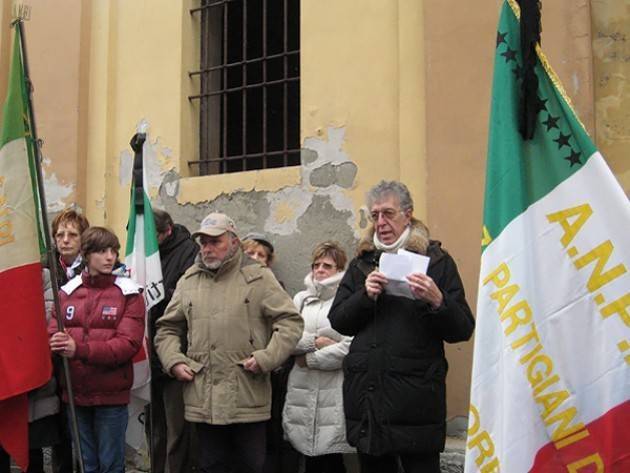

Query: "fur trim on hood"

xmin=357 ymin=218 xmax=430 ymax=256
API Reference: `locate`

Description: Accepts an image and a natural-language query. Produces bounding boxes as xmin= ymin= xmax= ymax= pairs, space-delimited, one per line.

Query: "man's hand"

xmin=49 ymin=331 xmax=76 ymax=358
xmin=365 ymin=270 xmax=388 ymax=300
xmin=171 ymin=363 xmax=195 ymax=382
xmin=315 ymin=336 xmax=336 ymax=349
xmin=242 ymin=356 xmax=261 ymax=373
xmin=406 ymin=273 xmax=443 ymax=309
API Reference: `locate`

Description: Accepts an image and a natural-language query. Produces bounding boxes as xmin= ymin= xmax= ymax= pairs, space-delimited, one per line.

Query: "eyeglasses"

xmin=311 ymin=262 xmax=336 ymax=271
xmin=369 ymin=208 xmax=402 ymax=222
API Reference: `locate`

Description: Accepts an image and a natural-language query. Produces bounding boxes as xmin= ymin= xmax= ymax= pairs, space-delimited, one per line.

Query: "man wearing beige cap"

xmin=154 ymin=212 xmax=303 ymax=473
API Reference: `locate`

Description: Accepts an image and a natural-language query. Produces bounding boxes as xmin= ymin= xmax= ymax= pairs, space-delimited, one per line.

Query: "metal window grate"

xmin=190 ymin=0 xmax=300 ymax=175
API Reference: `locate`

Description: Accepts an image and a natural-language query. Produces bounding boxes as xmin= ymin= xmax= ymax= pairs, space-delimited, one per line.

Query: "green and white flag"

xmin=124 ymin=130 xmax=164 ymax=450
xmin=466 ymin=1 xmax=630 ymax=472
xmin=124 ymin=133 xmax=164 ymax=313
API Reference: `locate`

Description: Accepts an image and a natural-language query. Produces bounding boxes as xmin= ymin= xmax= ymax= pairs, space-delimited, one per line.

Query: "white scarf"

xmin=373 ymin=226 xmax=411 ymax=253
xmin=294 ymin=271 xmax=345 ymax=311
xmin=65 ymin=254 xmax=83 ymax=279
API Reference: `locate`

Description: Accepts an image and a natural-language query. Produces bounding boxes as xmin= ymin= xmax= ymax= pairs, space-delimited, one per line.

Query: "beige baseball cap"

xmin=192 ymin=212 xmax=238 ymax=238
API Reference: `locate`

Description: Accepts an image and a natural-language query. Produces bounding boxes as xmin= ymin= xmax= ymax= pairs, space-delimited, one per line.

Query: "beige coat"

xmin=154 ymin=249 xmax=303 ymax=425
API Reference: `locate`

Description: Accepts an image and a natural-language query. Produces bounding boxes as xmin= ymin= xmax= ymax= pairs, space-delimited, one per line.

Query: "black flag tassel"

xmin=517 ymin=0 xmax=542 ymax=140
xmin=129 ymin=133 xmax=146 ymax=215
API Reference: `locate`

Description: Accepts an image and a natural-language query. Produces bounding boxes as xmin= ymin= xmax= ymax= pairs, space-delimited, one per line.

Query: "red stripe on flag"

xmin=0 ymin=393 xmax=29 ymax=471
xmin=0 ymin=262 xmax=51 ymax=400
xmin=531 ymin=400 xmax=630 ymax=472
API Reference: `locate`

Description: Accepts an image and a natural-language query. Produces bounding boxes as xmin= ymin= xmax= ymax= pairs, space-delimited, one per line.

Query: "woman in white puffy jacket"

xmin=282 ymin=241 xmax=354 ymax=473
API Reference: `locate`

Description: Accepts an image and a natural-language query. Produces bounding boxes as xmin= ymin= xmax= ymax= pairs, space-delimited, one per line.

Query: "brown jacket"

xmin=154 ymin=248 xmax=303 ymax=425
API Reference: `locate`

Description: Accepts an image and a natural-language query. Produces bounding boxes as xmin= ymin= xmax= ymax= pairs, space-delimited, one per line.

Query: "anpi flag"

xmin=0 ymin=27 xmax=51 ymax=470
xmin=466 ymin=1 xmax=630 ymax=472
xmin=124 ymin=131 xmax=164 ymax=450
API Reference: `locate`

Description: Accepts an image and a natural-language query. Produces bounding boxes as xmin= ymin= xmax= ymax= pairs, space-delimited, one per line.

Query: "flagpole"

xmin=15 ymin=19 xmax=86 ymax=473
xmin=129 ymin=132 xmax=157 ymax=473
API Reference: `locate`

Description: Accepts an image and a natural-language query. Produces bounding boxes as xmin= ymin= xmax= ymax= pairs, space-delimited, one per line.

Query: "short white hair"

xmin=366 ymin=180 xmax=414 ymax=212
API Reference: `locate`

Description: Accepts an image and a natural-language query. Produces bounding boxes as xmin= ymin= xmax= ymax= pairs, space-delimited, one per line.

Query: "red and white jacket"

xmin=49 ymin=272 xmax=145 ymax=406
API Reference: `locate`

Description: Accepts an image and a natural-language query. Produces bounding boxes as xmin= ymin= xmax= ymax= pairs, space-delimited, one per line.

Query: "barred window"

xmin=189 ymin=0 xmax=300 ymax=175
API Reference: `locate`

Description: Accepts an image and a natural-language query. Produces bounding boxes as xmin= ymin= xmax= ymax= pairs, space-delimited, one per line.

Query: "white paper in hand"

xmin=379 ymin=250 xmax=430 ymax=299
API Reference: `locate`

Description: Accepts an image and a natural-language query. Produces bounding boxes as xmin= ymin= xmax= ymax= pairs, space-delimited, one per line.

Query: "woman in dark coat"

xmin=328 ymin=180 xmax=475 ymax=473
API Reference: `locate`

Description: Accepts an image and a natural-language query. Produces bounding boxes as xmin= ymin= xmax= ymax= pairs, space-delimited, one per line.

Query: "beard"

xmin=203 ymin=258 xmax=222 ymax=270
xmin=202 ymin=238 xmax=238 ymax=270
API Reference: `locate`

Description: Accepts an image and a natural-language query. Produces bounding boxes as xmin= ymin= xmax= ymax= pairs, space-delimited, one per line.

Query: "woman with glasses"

xmin=282 ymin=242 xmax=354 ymax=473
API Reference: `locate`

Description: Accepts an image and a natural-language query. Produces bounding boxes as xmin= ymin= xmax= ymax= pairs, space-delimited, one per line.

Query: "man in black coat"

xmin=149 ymin=209 xmax=198 ymax=473
xmin=329 ymin=181 xmax=475 ymax=473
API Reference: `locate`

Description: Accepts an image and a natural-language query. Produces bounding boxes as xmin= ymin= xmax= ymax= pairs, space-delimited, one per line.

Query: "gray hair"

xmin=366 ymin=180 xmax=414 ymax=212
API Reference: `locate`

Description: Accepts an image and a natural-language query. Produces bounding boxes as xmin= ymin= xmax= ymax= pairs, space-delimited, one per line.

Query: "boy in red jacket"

xmin=49 ymin=227 xmax=145 ymax=473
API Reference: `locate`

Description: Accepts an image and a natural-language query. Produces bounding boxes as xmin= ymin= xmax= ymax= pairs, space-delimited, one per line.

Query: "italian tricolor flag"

xmin=466 ymin=1 xmax=630 ymax=472
xmin=124 ymin=131 xmax=164 ymax=450
xmin=0 ymin=27 xmax=51 ymax=471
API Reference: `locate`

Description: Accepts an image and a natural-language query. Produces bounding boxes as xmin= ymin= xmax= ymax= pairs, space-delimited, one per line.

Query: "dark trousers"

xmin=0 ymin=448 xmax=44 ymax=473
xmin=304 ymin=453 xmax=347 ymax=473
xmin=358 ymin=452 xmax=440 ymax=473
xmin=262 ymin=365 xmax=300 ymax=473
xmin=52 ymin=403 xmax=74 ymax=473
xmin=197 ymin=422 xmax=267 ymax=473
xmin=0 ymin=448 xmax=7 ymax=473
xmin=148 ymin=376 xmax=193 ymax=473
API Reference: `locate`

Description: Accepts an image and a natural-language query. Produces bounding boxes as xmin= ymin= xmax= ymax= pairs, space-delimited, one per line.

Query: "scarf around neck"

xmin=373 ymin=225 xmax=411 ymax=253
xmin=295 ymin=270 xmax=345 ymax=311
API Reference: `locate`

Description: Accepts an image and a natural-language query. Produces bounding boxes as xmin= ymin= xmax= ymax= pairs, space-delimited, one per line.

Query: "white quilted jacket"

xmin=282 ymin=271 xmax=355 ymax=456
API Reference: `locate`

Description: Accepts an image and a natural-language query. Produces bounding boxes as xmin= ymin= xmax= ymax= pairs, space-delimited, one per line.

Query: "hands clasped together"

xmin=294 ymin=336 xmax=336 ymax=368
xmin=365 ymin=270 xmax=443 ymax=309
xmin=171 ymin=354 xmax=262 ymax=382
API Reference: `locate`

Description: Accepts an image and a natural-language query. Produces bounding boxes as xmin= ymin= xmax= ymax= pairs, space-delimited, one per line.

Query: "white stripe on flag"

xmin=467 ymin=153 xmax=630 ymax=472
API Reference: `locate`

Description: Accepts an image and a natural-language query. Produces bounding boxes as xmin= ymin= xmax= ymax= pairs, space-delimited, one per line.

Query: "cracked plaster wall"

xmin=43 ymin=171 xmax=75 ymax=213
xmin=591 ymin=0 xmax=630 ymax=194
xmin=149 ymin=126 xmax=360 ymax=296
xmin=0 ymin=0 xmax=87 ymax=216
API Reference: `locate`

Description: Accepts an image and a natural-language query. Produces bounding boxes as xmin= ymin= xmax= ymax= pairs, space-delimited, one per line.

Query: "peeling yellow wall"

xmin=79 ymin=0 xmax=427 ymax=255
xmin=0 ymin=1 xmax=83 ymax=212
xmin=301 ymin=0 xmax=427 ymax=220
xmin=28 ymin=0 xmax=84 ymax=212
xmin=179 ymin=167 xmax=302 ymax=204
xmin=591 ymin=0 xmax=630 ymax=194
xmin=85 ymin=0 xmax=187 ymax=237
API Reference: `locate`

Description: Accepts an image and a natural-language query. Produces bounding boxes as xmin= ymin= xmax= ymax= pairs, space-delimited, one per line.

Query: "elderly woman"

xmin=242 ymin=233 xmax=275 ymax=267
xmin=328 ymin=181 xmax=474 ymax=473
xmin=49 ymin=227 xmax=145 ymax=473
xmin=283 ymin=242 xmax=354 ymax=473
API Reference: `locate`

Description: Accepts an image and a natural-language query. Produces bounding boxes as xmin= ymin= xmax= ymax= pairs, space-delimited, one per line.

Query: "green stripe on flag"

xmin=1 ymin=27 xmax=45 ymax=254
xmin=482 ymin=2 xmax=597 ymax=250
xmin=0 ymin=30 xmax=28 ymax=147
xmin=142 ymin=192 xmax=159 ymax=257
xmin=124 ymin=188 xmax=159 ymax=258
xmin=125 ymin=186 xmax=138 ymax=257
